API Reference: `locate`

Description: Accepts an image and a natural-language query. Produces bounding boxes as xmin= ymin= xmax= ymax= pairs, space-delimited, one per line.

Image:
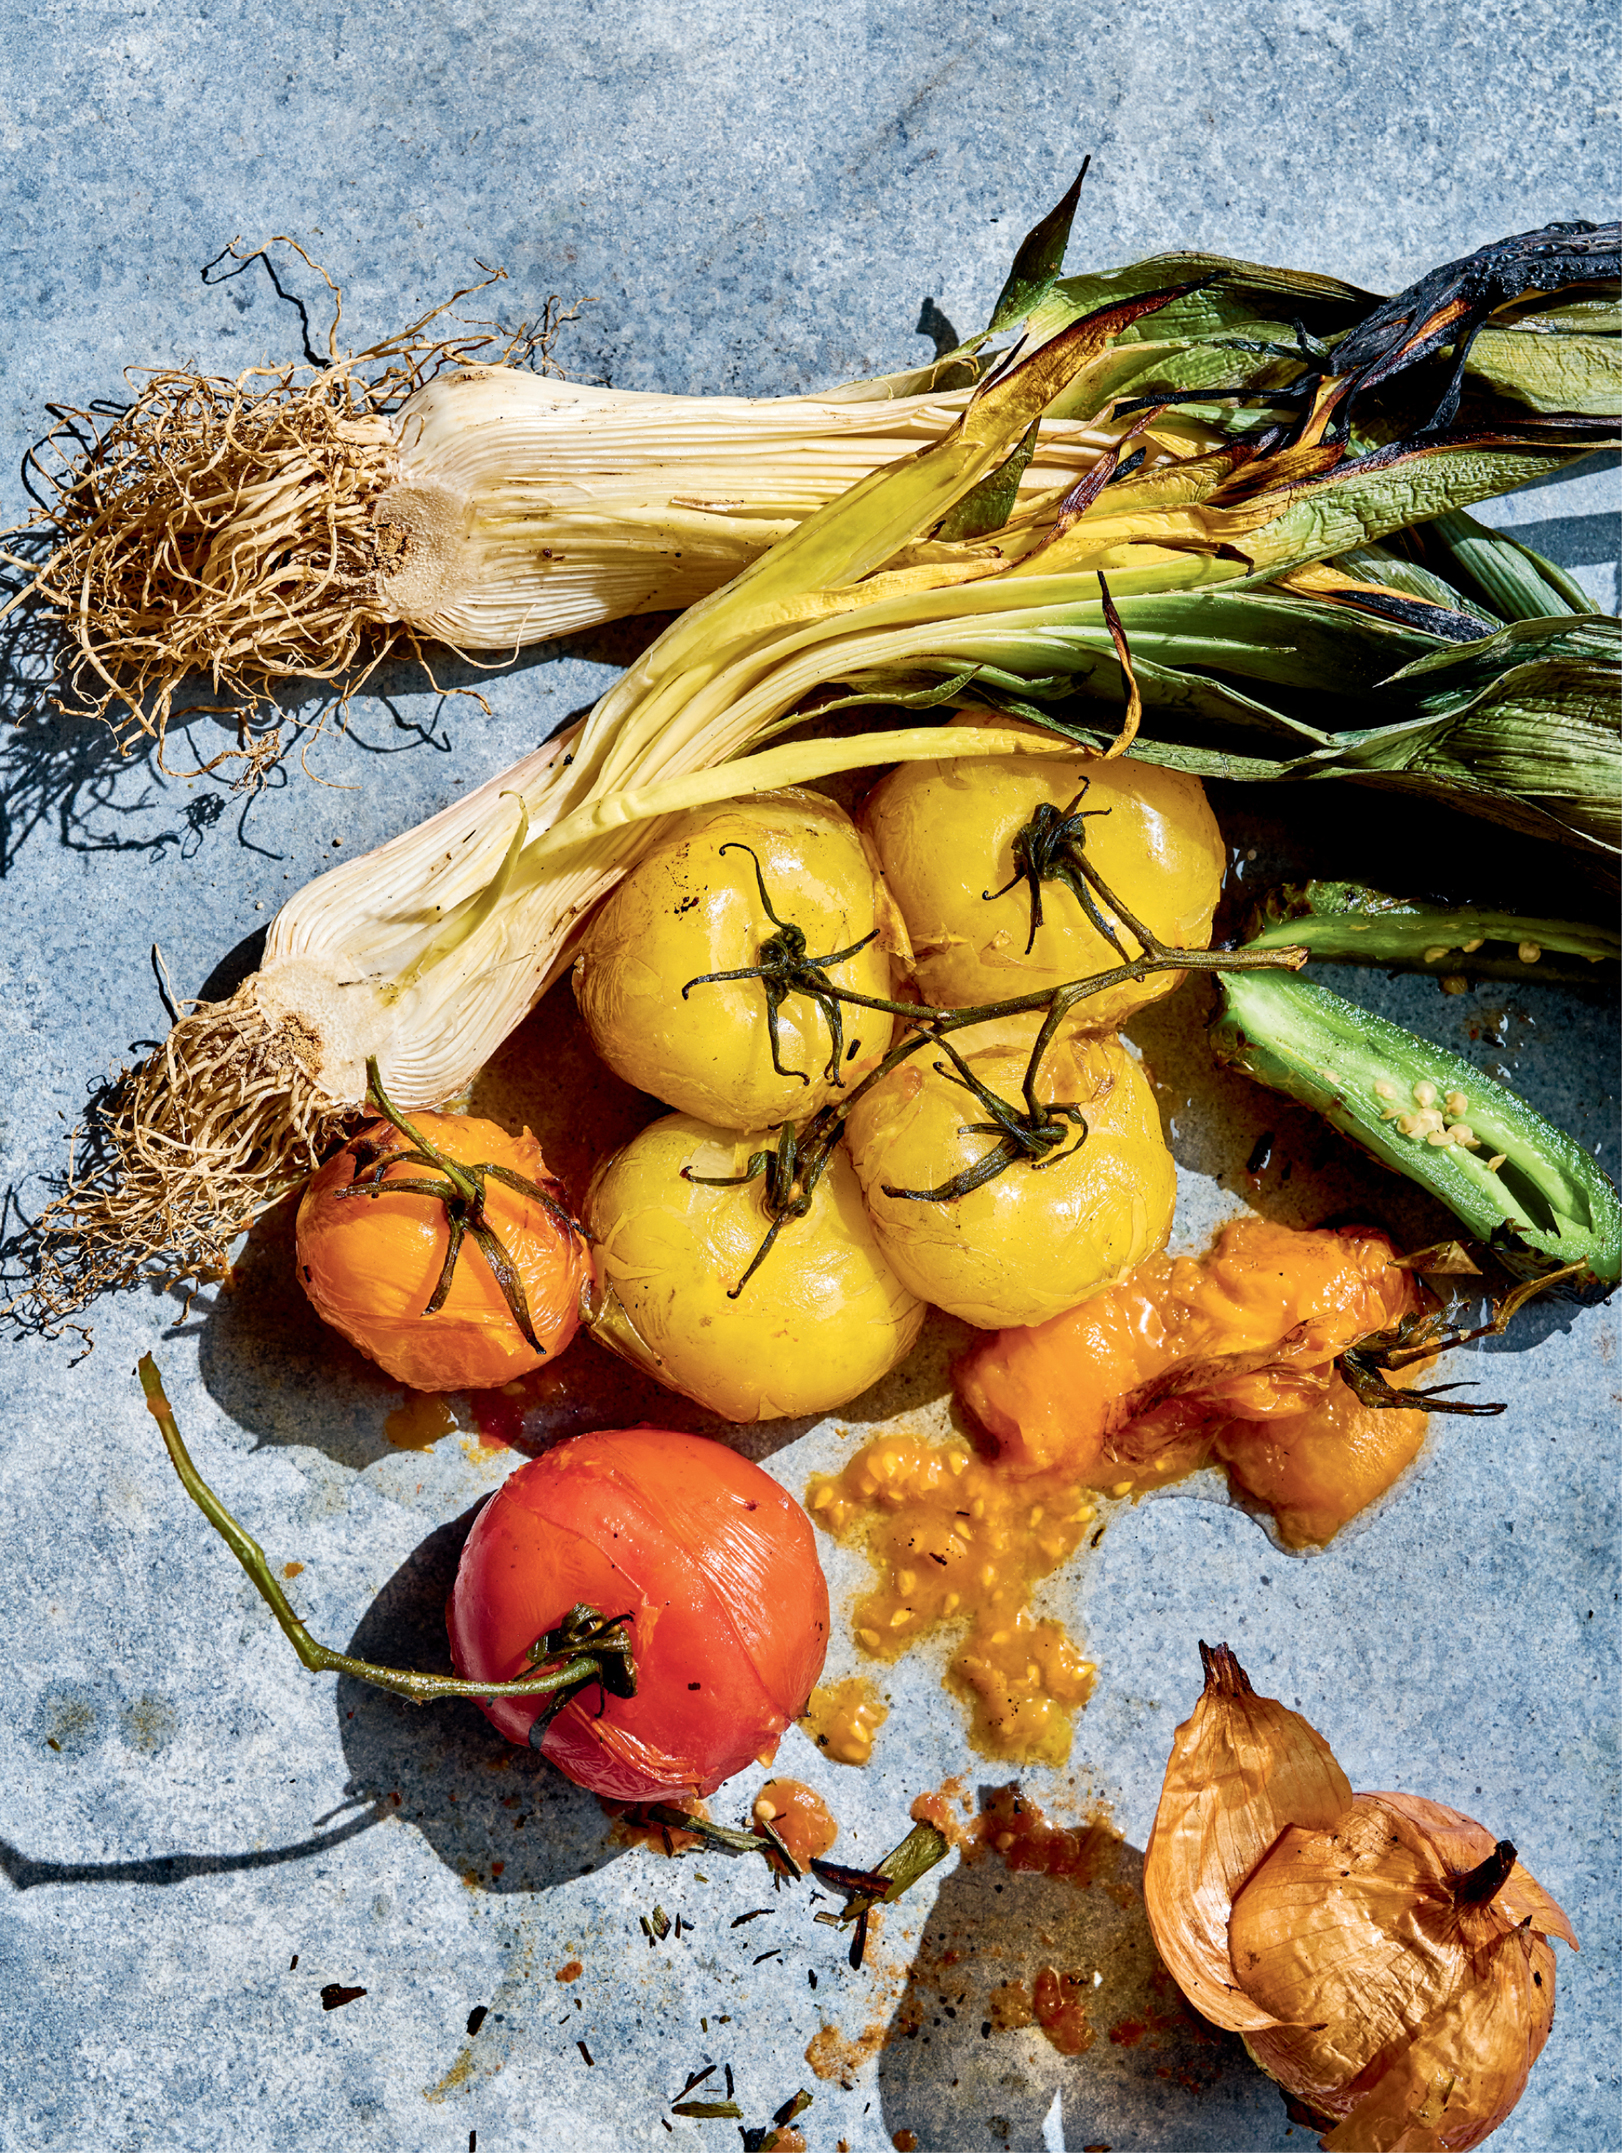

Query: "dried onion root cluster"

xmin=0 ymin=239 xmax=1121 ymax=780
xmin=1145 ymin=1644 xmax=1578 ymax=2150
xmin=22 ymin=979 xmax=344 ymax=1320
xmin=0 ymin=252 xmax=594 ymax=778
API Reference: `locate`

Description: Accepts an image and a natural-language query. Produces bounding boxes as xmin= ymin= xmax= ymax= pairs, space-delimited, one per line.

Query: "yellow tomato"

xmin=844 ymin=1017 xmax=1175 ymax=1327
xmin=861 ymin=747 xmax=1223 ymax=1029
xmin=583 ymin=1111 xmax=925 ymax=1421
xmin=572 ymin=789 xmax=900 ymax=1126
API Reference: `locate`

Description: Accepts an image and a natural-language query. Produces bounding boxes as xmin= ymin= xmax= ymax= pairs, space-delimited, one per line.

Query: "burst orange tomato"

xmin=956 ymin=1215 xmax=1428 ymax=1544
xmin=447 ymin=1426 xmax=830 ymax=1799
xmin=296 ymin=1112 xmax=588 ymax=1392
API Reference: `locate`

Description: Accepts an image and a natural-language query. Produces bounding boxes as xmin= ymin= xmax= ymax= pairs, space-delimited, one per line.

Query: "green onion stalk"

xmin=4 ymin=175 xmax=1611 ymax=781
xmin=138 ymin=1353 xmax=637 ymax=1713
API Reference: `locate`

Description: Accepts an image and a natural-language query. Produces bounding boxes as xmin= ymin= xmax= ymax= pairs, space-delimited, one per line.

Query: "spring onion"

xmin=0 ymin=227 xmax=1136 ymax=777
xmin=4 ymin=198 xmax=1613 ymax=781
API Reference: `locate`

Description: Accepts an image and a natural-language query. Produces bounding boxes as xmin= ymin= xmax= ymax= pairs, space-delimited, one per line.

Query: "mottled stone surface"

xmin=1 ymin=5 xmax=1618 ymax=2149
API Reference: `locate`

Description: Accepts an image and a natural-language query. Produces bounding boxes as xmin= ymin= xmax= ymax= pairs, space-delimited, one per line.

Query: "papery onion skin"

xmin=296 ymin=1113 xmax=588 ymax=1390
xmin=1146 ymin=1647 xmax=1579 ymax=2152
xmin=447 ymin=1426 xmax=830 ymax=1800
xmin=584 ymin=1111 xmax=925 ymax=1421
xmin=845 ymin=1017 xmax=1175 ymax=1328
xmin=1234 ymin=1796 xmax=1564 ymax=2147
xmin=1143 ymin=1643 xmax=1353 ymax=2034
xmin=1232 ymin=1798 xmax=1512 ymax=2105
xmin=1313 ymin=1922 xmax=1548 ymax=2152
xmin=571 ymin=789 xmax=900 ymax=1128
xmin=1373 ymin=1792 xmax=1578 ymax=1954
xmin=861 ymin=746 xmax=1224 ymax=1030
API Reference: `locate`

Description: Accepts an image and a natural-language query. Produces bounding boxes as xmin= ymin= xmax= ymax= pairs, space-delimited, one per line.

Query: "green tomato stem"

xmin=362 ymin=1058 xmax=482 ymax=1209
xmin=137 ymin=1354 xmax=633 ymax=1707
xmin=689 ymin=837 xmax=1309 ymax=1278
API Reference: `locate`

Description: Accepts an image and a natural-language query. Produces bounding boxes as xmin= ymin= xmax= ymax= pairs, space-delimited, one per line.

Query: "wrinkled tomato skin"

xmin=297 ymin=1113 xmax=587 ymax=1391
xmin=447 ymin=1427 xmax=830 ymax=1801
xmin=862 ymin=744 xmax=1224 ymax=1031
xmin=586 ymin=1111 xmax=925 ymax=1421
xmin=958 ymin=1217 xmax=1421 ymax=1478
xmin=1214 ymin=1381 xmax=1427 ymax=1548
xmin=846 ymin=1018 xmax=1175 ymax=1328
xmin=572 ymin=789 xmax=898 ymax=1128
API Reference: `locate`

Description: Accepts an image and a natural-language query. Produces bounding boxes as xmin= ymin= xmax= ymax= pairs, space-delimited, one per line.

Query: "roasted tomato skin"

xmin=957 ymin=1217 xmax=1427 ymax=1540
xmin=572 ymin=788 xmax=899 ymax=1128
xmin=584 ymin=1111 xmax=925 ymax=1420
xmin=297 ymin=1113 xmax=587 ymax=1391
xmin=1212 ymin=1381 xmax=1427 ymax=1548
xmin=845 ymin=1018 xmax=1176 ymax=1328
xmin=861 ymin=745 xmax=1223 ymax=1030
xmin=447 ymin=1427 xmax=830 ymax=1800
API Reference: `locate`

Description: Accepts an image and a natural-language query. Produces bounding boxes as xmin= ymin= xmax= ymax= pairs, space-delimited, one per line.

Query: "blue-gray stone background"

xmin=1 ymin=4 xmax=1618 ymax=2149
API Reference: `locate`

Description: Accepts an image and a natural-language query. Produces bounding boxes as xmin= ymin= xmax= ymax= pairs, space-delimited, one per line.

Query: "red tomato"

xmin=447 ymin=1427 xmax=830 ymax=1800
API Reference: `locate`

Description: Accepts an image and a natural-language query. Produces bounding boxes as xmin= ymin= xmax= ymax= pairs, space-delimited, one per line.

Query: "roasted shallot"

xmin=1144 ymin=1644 xmax=1578 ymax=2150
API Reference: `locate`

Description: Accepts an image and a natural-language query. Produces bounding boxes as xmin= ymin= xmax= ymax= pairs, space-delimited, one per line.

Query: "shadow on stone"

xmin=869 ymin=1794 xmax=1286 ymax=2152
xmin=0 ymin=1805 xmax=387 ymax=1893
xmin=333 ymin=1504 xmax=626 ymax=1896
xmin=192 ymin=1192 xmax=403 ymax=1471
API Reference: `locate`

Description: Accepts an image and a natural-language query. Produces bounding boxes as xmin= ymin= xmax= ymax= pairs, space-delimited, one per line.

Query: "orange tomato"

xmin=1211 ymin=1383 xmax=1428 ymax=1548
xmin=297 ymin=1112 xmax=587 ymax=1391
xmin=956 ymin=1215 xmax=1426 ymax=1538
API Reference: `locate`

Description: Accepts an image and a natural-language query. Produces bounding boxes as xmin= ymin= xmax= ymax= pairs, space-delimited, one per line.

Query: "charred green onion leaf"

xmin=873 ymin=1819 xmax=953 ymax=1901
xmin=1422 ymin=506 xmax=1595 ymax=622
xmin=810 ymin=1819 xmax=952 ymax=1969
xmin=829 ymin=605 xmax=1621 ymax=863
xmin=632 ymin=1805 xmax=774 ymax=1857
xmin=740 ymin=2087 xmax=814 ymax=2150
xmin=811 ymin=1820 xmax=952 ymax=1927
